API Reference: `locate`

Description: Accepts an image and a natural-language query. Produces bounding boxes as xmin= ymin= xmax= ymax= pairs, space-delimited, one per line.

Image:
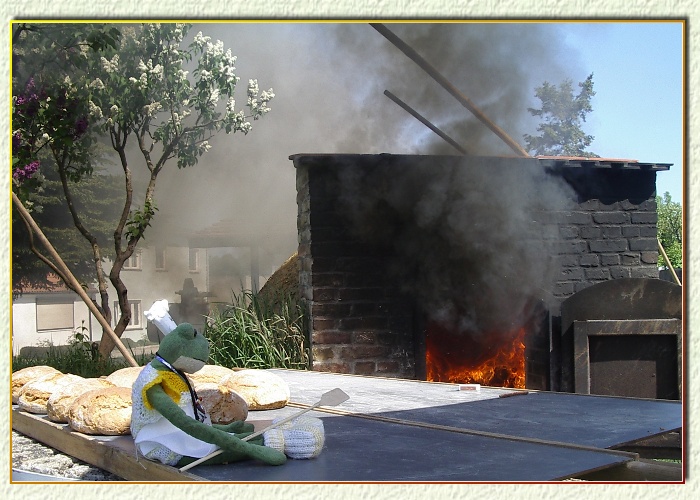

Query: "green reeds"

xmin=205 ymin=290 xmax=309 ymax=370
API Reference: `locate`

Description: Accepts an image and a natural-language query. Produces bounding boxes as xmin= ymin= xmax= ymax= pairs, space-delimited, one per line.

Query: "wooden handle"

xmin=179 ymin=388 xmax=348 ymax=472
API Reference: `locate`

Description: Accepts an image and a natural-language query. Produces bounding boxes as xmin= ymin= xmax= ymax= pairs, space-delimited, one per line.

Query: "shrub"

xmin=12 ymin=322 xmax=149 ymax=377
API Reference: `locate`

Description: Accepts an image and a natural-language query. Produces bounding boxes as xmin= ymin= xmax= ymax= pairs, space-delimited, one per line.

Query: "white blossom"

xmin=226 ymin=97 xmax=236 ymax=114
xmin=89 ymin=78 xmax=105 ymax=90
xmin=100 ymin=54 xmax=119 ymax=73
xmin=150 ymin=64 xmax=164 ymax=80
xmin=247 ymin=79 xmax=259 ymax=98
xmin=208 ymin=89 xmax=220 ymax=106
xmin=192 ymin=31 xmax=211 ymax=48
xmin=199 ymin=69 xmax=212 ymax=82
xmin=88 ymin=101 xmax=103 ymax=119
xmin=143 ymin=102 xmax=162 ymax=117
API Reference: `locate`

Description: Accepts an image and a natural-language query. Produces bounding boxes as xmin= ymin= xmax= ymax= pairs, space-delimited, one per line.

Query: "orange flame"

xmin=425 ymin=323 xmax=526 ymax=388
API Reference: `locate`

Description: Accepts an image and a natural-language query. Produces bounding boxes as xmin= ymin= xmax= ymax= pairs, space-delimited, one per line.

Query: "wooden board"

xmin=12 ymin=408 xmax=205 ymax=481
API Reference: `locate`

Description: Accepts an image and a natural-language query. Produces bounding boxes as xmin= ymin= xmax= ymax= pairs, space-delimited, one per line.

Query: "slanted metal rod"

xmin=384 ymin=90 xmax=469 ymax=155
xmin=371 ymin=23 xmax=530 ymax=158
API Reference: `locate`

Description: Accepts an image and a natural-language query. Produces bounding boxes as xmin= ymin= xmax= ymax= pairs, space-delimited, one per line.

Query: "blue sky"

xmin=557 ymin=21 xmax=684 ymax=204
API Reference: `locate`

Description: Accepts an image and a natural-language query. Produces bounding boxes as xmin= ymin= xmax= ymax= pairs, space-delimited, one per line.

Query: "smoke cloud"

xmin=131 ymin=23 xmax=581 ymax=309
xmin=338 ymin=156 xmax=575 ymax=336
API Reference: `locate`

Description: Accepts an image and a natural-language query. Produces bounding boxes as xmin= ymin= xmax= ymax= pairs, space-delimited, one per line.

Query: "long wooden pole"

xmin=12 ymin=192 xmax=139 ymax=366
xmin=657 ymin=238 xmax=681 ymax=285
xmin=371 ymin=23 xmax=530 ymax=158
xmin=384 ymin=90 xmax=469 ymax=155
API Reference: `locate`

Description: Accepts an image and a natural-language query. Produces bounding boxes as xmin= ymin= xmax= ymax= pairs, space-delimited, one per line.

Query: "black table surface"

xmin=189 ymin=370 xmax=681 ymax=482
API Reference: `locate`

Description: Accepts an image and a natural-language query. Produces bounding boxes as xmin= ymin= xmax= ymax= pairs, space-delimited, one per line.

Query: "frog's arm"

xmin=145 ymin=384 xmax=286 ymax=465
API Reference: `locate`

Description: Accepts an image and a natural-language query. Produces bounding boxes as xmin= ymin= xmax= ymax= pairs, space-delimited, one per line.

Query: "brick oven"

xmin=292 ymin=153 xmax=677 ymax=395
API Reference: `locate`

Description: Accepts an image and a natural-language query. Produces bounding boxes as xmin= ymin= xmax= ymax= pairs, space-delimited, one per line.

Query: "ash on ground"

xmin=12 ymin=430 xmax=124 ymax=481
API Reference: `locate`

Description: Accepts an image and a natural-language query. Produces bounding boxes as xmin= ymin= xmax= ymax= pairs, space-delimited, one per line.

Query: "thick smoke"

xmin=338 ymin=157 xmax=575 ymax=337
xmin=132 ymin=23 xmax=580 ymax=309
xmin=325 ymin=23 xmax=581 ymax=335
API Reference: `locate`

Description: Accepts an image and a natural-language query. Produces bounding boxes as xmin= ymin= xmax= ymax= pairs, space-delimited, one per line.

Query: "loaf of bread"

xmin=105 ymin=366 xmax=144 ymax=387
xmin=12 ymin=365 xmax=61 ymax=404
xmin=17 ymin=372 xmax=84 ymax=414
xmin=221 ymin=369 xmax=290 ymax=410
xmin=68 ymin=386 xmax=132 ymax=435
xmin=188 ymin=364 xmax=239 ymax=386
xmin=195 ymin=382 xmax=248 ymax=424
xmin=47 ymin=378 xmax=115 ymax=423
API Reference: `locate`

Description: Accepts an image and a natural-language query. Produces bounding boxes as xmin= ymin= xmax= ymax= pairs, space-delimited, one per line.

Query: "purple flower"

xmin=73 ymin=116 xmax=89 ymax=138
xmin=13 ymin=160 xmax=40 ymax=182
xmin=12 ymin=131 xmax=22 ymax=150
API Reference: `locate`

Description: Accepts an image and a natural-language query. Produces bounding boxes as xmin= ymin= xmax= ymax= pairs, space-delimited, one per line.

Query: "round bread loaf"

xmin=68 ymin=386 xmax=132 ymax=435
xmin=17 ymin=372 xmax=84 ymax=414
xmin=47 ymin=378 xmax=116 ymax=423
xmin=196 ymin=382 xmax=248 ymax=424
xmin=12 ymin=365 xmax=61 ymax=404
xmin=221 ymin=369 xmax=290 ymax=410
xmin=105 ymin=366 xmax=144 ymax=387
xmin=188 ymin=364 xmax=239 ymax=387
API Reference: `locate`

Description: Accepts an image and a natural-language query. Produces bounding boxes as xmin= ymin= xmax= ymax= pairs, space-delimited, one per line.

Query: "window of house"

xmin=189 ymin=248 xmax=199 ymax=272
xmin=113 ymin=300 xmax=143 ymax=329
xmin=36 ymin=298 xmax=74 ymax=331
xmin=123 ymin=251 xmax=142 ymax=270
xmin=155 ymin=246 xmax=166 ymax=270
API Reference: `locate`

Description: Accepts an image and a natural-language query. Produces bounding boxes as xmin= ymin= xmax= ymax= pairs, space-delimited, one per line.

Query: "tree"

xmin=12 ymin=23 xmax=275 ymax=357
xmin=656 ymin=191 xmax=682 ymax=269
xmin=12 ymin=24 xmax=124 ymax=294
xmin=12 ymin=164 xmax=123 ymax=296
xmin=523 ymin=73 xmax=598 ymax=157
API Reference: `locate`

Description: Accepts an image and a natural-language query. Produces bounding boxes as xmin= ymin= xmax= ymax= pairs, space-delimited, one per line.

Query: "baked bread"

xmin=195 ymin=382 xmax=248 ymax=424
xmin=221 ymin=369 xmax=290 ymax=410
xmin=47 ymin=378 xmax=115 ymax=423
xmin=105 ymin=366 xmax=144 ymax=387
xmin=12 ymin=365 xmax=61 ymax=404
xmin=188 ymin=364 xmax=239 ymax=387
xmin=68 ymin=386 xmax=132 ymax=435
xmin=17 ymin=372 xmax=84 ymax=414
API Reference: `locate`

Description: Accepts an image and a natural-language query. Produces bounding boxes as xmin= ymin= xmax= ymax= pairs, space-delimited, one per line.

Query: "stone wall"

xmin=295 ymin=155 xmax=416 ymax=378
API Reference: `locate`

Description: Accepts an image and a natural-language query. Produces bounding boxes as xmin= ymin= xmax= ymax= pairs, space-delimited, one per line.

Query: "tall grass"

xmin=205 ymin=290 xmax=309 ymax=370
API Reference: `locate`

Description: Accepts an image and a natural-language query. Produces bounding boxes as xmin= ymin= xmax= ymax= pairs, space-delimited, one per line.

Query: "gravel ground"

xmin=12 ymin=430 xmax=124 ymax=481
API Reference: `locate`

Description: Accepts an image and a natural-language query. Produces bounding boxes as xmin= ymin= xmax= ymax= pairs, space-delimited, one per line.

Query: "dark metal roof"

xmin=289 ymin=153 xmax=672 ymax=171
xmin=535 ymin=155 xmax=672 ymax=171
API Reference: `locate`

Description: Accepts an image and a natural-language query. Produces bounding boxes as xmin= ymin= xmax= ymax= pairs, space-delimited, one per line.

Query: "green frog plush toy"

xmin=130 ymin=322 xmax=287 ymax=467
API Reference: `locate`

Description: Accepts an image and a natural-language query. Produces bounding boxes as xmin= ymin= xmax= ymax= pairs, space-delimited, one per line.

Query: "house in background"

xmin=11 ymin=244 xmax=210 ymax=355
xmin=11 ymin=214 xmax=296 ymax=356
xmin=12 ymin=276 xmax=98 ymax=355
